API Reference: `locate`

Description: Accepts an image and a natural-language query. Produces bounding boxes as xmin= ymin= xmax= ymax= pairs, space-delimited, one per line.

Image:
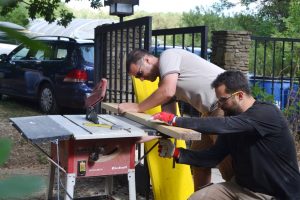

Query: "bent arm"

xmin=175 ymin=115 xmax=256 ymax=135
xmin=178 ymin=136 xmax=229 ymax=168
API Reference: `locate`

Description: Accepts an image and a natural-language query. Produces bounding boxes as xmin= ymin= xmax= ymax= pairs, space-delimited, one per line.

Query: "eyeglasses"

xmin=135 ymin=65 xmax=143 ymax=78
xmin=210 ymin=91 xmax=241 ymax=112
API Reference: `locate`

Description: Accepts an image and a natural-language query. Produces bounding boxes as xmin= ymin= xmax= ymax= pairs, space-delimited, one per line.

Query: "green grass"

xmin=0 ymin=96 xmax=41 ymax=119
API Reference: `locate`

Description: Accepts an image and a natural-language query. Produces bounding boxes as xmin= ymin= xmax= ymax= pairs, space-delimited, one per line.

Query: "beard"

xmin=223 ymin=108 xmax=242 ymax=116
xmin=222 ymin=103 xmax=243 ymax=116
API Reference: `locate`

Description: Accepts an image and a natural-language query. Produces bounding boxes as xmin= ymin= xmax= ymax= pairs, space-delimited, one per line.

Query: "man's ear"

xmin=144 ymin=56 xmax=151 ymax=64
xmin=238 ymin=92 xmax=244 ymax=100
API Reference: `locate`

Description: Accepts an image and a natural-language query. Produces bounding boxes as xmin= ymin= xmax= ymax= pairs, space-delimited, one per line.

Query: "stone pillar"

xmin=211 ymin=31 xmax=251 ymax=74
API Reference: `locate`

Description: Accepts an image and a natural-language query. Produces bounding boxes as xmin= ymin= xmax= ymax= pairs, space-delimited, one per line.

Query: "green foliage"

xmin=0 ymin=137 xmax=45 ymax=199
xmin=180 ymin=4 xmax=277 ymax=42
xmin=0 ymin=26 xmax=47 ymax=51
xmin=235 ymin=14 xmax=275 ymax=36
xmin=251 ymin=83 xmax=275 ymax=103
xmin=0 ymin=175 xmax=45 ymax=199
xmin=0 ymin=137 xmax=11 ymax=165
xmin=248 ymin=41 xmax=300 ymax=77
xmin=276 ymin=0 xmax=300 ymax=38
xmin=128 ymin=11 xmax=182 ymax=30
xmin=181 ymin=6 xmax=245 ymax=47
xmin=182 ymin=6 xmax=244 ymax=31
xmin=71 ymin=7 xmax=113 ymax=20
xmin=282 ymin=72 xmax=300 ymax=136
xmin=0 ymin=0 xmax=103 ymax=27
xmin=0 ymin=3 xmax=28 ymax=26
xmin=211 ymin=0 xmax=235 ymax=13
xmin=240 ymin=0 xmax=291 ymax=32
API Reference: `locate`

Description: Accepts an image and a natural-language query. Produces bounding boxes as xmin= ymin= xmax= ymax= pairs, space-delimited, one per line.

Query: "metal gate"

xmin=95 ymin=17 xmax=152 ymax=104
xmin=250 ymin=36 xmax=300 ymax=109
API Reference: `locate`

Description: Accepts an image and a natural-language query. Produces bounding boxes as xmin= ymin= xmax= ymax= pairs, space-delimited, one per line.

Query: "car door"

xmin=23 ymin=47 xmax=48 ymax=97
xmin=0 ymin=45 xmax=31 ymax=96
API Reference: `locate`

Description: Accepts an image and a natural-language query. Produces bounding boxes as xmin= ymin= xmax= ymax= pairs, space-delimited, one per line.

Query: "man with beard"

xmin=118 ymin=48 xmax=233 ymax=189
xmin=152 ymin=70 xmax=300 ymax=200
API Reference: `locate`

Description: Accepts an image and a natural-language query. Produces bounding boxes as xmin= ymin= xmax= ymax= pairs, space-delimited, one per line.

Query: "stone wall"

xmin=211 ymin=31 xmax=251 ymax=74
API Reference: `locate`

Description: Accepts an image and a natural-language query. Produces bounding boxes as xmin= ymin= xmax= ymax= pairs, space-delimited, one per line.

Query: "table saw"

xmin=10 ymin=114 xmax=150 ymax=200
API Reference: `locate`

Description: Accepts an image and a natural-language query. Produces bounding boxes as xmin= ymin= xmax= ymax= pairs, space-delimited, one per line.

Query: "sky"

xmin=135 ymin=0 xmax=227 ymax=13
xmin=67 ymin=0 xmax=245 ymax=14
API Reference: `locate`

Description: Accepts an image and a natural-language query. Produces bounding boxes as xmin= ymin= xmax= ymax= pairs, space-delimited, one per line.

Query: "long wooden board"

xmin=101 ymin=102 xmax=201 ymax=140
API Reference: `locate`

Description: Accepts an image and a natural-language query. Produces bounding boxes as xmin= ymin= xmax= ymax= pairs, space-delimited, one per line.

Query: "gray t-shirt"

xmin=159 ymin=49 xmax=224 ymax=113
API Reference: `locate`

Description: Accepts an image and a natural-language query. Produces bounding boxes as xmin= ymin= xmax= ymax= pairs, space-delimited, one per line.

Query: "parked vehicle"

xmin=150 ymin=45 xmax=212 ymax=60
xmin=185 ymin=46 xmax=212 ymax=61
xmin=150 ymin=45 xmax=182 ymax=56
xmin=0 ymin=36 xmax=94 ymax=113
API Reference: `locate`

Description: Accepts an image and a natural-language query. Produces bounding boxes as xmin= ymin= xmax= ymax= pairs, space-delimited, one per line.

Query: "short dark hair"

xmin=211 ymin=70 xmax=251 ymax=94
xmin=126 ymin=49 xmax=152 ymax=72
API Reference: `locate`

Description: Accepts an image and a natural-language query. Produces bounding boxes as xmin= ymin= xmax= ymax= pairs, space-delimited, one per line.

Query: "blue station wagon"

xmin=0 ymin=36 xmax=94 ymax=113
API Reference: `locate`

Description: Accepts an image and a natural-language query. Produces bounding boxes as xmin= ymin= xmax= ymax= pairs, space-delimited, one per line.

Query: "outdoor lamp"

xmin=104 ymin=0 xmax=139 ymax=22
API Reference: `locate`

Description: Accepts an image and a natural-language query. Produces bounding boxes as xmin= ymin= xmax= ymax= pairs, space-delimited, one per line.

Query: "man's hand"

xmin=151 ymin=112 xmax=177 ymax=125
xmin=158 ymin=139 xmax=175 ymax=158
xmin=118 ymin=103 xmax=140 ymax=114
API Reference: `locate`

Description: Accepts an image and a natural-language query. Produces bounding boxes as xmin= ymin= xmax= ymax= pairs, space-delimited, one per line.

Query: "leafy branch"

xmin=0 ymin=0 xmax=104 ymax=27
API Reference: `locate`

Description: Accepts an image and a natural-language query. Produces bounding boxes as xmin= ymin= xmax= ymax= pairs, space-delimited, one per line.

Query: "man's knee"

xmin=218 ymin=155 xmax=234 ymax=181
xmin=191 ymin=135 xmax=214 ymax=150
xmin=188 ymin=184 xmax=228 ymax=200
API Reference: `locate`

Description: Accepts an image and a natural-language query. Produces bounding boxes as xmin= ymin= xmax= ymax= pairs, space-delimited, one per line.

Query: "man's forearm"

xmin=174 ymin=115 xmax=255 ymax=135
xmin=177 ymin=148 xmax=224 ymax=168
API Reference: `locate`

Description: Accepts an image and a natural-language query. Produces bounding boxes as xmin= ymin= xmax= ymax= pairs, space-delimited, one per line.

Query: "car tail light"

xmin=64 ymin=69 xmax=88 ymax=82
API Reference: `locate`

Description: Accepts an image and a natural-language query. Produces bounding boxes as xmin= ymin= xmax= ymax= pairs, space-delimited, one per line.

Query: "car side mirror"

xmin=0 ymin=54 xmax=8 ymax=62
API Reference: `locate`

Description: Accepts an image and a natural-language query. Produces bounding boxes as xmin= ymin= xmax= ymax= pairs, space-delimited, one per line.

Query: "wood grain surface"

xmin=101 ymin=102 xmax=201 ymax=140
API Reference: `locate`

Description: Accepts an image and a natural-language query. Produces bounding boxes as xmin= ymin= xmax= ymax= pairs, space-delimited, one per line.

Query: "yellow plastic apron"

xmin=132 ymin=77 xmax=194 ymax=200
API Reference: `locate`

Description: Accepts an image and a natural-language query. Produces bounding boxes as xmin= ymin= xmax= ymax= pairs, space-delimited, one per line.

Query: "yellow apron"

xmin=132 ymin=77 xmax=194 ymax=200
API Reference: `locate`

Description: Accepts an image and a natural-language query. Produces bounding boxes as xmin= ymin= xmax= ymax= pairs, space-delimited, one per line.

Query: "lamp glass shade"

xmin=110 ymin=3 xmax=133 ymax=16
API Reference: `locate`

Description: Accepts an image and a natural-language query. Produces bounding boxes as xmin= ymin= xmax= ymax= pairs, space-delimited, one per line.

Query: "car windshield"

xmin=80 ymin=45 xmax=94 ymax=64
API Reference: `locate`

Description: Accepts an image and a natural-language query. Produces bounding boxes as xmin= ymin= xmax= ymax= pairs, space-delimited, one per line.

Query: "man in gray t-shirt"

xmin=119 ymin=48 xmax=233 ymax=190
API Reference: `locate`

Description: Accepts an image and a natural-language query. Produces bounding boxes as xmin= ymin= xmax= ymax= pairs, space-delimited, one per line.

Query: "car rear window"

xmin=80 ymin=45 xmax=94 ymax=64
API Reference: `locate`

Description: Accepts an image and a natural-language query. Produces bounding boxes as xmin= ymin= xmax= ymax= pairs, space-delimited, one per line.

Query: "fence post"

xmin=211 ymin=30 xmax=251 ymax=74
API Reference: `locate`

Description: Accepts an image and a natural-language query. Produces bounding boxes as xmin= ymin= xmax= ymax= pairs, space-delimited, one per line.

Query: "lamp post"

xmin=104 ymin=0 xmax=139 ymax=22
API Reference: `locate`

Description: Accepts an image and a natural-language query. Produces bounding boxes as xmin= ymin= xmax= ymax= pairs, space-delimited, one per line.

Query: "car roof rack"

xmin=31 ymin=36 xmax=76 ymax=42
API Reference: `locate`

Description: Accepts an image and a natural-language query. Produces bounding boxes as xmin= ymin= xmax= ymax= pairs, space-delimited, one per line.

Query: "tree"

xmin=235 ymin=14 xmax=275 ymax=36
xmin=181 ymin=6 xmax=245 ymax=44
xmin=0 ymin=4 xmax=28 ymax=26
xmin=280 ymin=0 xmax=300 ymax=38
xmin=0 ymin=0 xmax=103 ymax=27
xmin=240 ymin=0 xmax=291 ymax=32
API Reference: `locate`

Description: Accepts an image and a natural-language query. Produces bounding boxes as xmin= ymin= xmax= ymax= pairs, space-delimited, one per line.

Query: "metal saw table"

xmin=10 ymin=114 xmax=149 ymax=200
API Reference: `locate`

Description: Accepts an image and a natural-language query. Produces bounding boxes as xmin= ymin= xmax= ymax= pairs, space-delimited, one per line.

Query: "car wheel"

xmin=39 ymin=84 xmax=59 ymax=114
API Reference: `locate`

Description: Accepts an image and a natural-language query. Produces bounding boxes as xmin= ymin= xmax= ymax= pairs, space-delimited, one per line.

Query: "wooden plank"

xmin=102 ymin=102 xmax=201 ymax=140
